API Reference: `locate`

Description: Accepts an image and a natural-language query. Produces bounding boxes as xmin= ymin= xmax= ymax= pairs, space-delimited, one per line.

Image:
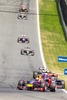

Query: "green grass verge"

xmin=39 ymin=0 xmax=67 ymax=89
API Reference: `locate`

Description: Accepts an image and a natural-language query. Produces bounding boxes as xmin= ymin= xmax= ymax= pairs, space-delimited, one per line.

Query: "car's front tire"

xmin=21 ymin=50 xmax=24 ymax=55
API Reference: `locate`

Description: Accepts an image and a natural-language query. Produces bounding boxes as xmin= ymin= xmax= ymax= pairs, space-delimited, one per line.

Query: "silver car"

xmin=21 ymin=47 xmax=34 ymax=56
xmin=18 ymin=12 xmax=27 ymax=20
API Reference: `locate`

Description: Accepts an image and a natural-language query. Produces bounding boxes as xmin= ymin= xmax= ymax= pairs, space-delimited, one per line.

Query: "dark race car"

xmin=19 ymin=3 xmax=29 ymax=12
xmin=17 ymin=35 xmax=29 ymax=43
xmin=33 ymin=70 xmax=57 ymax=79
xmin=17 ymin=76 xmax=56 ymax=92
xmin=21 ymin=47 xmax=34 ymax=56
xmin=56 ymin=80 xmax=65 ymax=89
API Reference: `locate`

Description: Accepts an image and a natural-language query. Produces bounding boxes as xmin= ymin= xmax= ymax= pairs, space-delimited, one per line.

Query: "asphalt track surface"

xmin=0 ymin=0 xmax=67 ymax=100
xmin=0 ymin=0 xmax=44 ymax=88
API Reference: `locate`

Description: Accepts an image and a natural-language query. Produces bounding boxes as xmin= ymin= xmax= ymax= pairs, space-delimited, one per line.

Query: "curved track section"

xmin=0 ymin=0 xmax=67 ymax=100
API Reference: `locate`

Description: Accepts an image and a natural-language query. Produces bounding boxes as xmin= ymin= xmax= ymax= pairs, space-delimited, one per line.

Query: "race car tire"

xmin=62 ymin=84 xmax=65 ymax=89
xmin=21 ymin=50 xmax=24 ymax=55
xmin=31 ymin=53 xmax=34 ymax=56
xmin=27 ymin=40 xmax=29 ymax=43
xmin=50 ymin=86 xmax=56 ymax=92
xmin=23 ymin=16 xmax=27 ymax=20
xmin=21 ymin=50 xmax=22 ymax=55
xmin=61 ymin=80 xmax=65 ymax=89
xmin=17 ymin=80 xmax=26 ymax=90
xmin=17 ymin=38 xmax=20 ymax=42
xmin=18 ymin=80 xmax=25 ymax=86
xmin=31 ymin=51 xmax=34 ymax=56
xmin=25 ymin=39 xmax=29 ymax=43
xmin=17 ymin=15 xmax=23 ymax=19
xmin=33 ymin=71 xmax=38 ymax=79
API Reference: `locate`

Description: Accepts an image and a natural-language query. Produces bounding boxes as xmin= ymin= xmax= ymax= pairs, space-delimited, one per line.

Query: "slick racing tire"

xmin=17 ymin=80 xmax=26 ymax=90
xmin=17 ymin=37 xmax=20 ymax=42
xmin=50 ymin=86 xmax=56 ymax=92
xmin=22 ymin=15 xmax=27 ymax=20
xmin=18 ymin=15 xmax=23 ymax=19
xmin=61 ymin=80 xmax=65 ymax=89
xmin=31 ymin=51 xmax=34 ymax=56
xmin=21 ymin=50 xmax=24 ymax=55
xmin=33 ymin=71 xmax=38 ymax=79
xmin=25 ymin=39 xmax=29 ymax=43
xmin=18 ymin=80 xmax=26 ymax=86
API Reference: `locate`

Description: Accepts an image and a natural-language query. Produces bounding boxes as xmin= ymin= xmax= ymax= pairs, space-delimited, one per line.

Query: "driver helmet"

xmin=36 ymin=77 xmax=39 ymax=81
xmin=42 ymin=69 xmax=45 ymax=72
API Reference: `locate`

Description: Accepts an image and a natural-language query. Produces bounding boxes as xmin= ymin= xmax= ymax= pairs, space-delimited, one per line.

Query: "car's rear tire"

xmin=31 ymin=52 xmax=34 ymax=56
xmin=61 ymin=80 xmax=65 ymax=89
xmin=17 ymin=38 xmax=19 ymax=42
xmin=26 ymin=40 xmax=29 ymax=43
xmin=21 ymin=50 xmax=24 ymax=55
xmin=50 ymin=86 xmax=56 ymax=92
xmin=17 ymin=80 xmax=26 ymax=90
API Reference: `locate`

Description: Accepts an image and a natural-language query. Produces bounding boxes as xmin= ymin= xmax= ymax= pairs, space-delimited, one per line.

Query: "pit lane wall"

xmin=56 ymin=0 xmax=67 ymax=40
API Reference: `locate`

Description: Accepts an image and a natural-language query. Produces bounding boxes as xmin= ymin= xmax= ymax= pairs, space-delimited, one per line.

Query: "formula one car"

xmin=56 ymin=79 xmax=65 ymax=89
xmin=17 ymin=35 xmax=29 ymax=43
xmin=17 ymin=79 xmax=46 ymax=92
xmin=21 ymin=47 xmax=34 ymax=56
xmin=18 ymin=13 xmax=27 ymax=20
xmin=27 ymin=78 xmax=56 ymax=92
xmin=33 ymin=67 xmax=58 ymax=79
xmin=33 ymin=67 xmax=46 ymax=79
xmin=19 ymin=3 xmax=29 ymax=12
xmin=17 ymin=74 xmax=56 ymax=92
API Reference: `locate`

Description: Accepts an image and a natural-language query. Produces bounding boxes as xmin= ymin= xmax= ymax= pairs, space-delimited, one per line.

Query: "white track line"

xmin=36 ymin=0 xmax=67 ymax=94
xmin=36 ymin=0 xmax=47 ymax=69
xmin=62 ymin=89 xmax=67 ymax=94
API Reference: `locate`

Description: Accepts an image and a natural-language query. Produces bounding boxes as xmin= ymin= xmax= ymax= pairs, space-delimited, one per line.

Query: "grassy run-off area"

xmin=39 ymin=0 xmax=67 ymax=89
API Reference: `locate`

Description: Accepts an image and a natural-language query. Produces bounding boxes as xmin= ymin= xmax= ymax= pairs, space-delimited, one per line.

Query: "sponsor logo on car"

xmin=26 ymin=84 xmax=33 ymax=87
